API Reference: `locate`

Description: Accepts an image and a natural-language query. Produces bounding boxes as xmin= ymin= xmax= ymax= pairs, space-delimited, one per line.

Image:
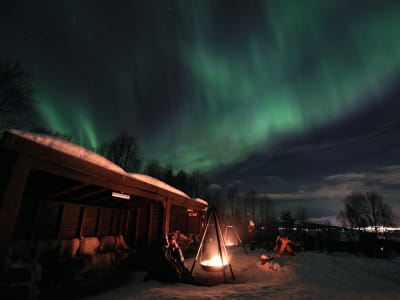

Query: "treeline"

xmin=98 ymin=130 xmax=283 ymax=228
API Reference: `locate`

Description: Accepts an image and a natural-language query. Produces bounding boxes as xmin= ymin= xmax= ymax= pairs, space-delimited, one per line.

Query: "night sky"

xmin=1 ymin=0 xmax=400 ymax=223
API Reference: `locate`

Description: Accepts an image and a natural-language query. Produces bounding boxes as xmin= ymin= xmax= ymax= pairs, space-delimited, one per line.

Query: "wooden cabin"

xmin=0 ymin=130 xmax=208 ymax=272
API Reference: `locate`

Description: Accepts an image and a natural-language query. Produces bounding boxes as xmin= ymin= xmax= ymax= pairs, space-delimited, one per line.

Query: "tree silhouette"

xmin=296 ymin=207 xmax=308 ymax=227
xmin=260 ymin=195 xmax=274 ymax=226
xmin=227 ymin=184 xmax=239 ymax=217
xmin=366 ymin=191 xmax=395 ymax=232
xmin=187 ymin=169 xmax=208 ymax=198
xmin=0 ymin=61 xmax=36 ymax=131
xmin=245 ymin=189 xmax=256 ymax=222
xmin=280 ymin=209 xmax=296 ymax=231
xmin=161 ymin=164 xmax=174 ymax=185
xmin=143 ymin=159 xmax=163 ymax=179
xmin=98 ymin=131 xmax=143 ymax=172
xmin=338 ymin=191 xmax=395 ymax=231
xmin=174 ymin=169 xmax=189 ymax=194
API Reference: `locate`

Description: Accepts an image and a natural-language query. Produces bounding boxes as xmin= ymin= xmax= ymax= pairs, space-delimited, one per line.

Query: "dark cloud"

xmin=212 ymin=82 xmax=400 ymax=220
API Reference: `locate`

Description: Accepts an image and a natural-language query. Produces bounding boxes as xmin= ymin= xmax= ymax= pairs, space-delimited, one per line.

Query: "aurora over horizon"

xmin=2 ymin=0 xmax=400 ymax=222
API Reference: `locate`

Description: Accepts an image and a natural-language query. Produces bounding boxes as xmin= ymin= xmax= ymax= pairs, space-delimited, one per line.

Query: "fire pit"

xmin=190 ymin=206 xmax=235 ymax=281
xmin=225 ymin=241 xmax=237 ymax=248
xmin=200 ymin=256 xmax=229 ymax=272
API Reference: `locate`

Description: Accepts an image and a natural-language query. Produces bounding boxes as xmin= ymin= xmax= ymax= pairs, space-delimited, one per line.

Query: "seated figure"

xmin=173 ymin=230 xmax=194 ymax=250
xmin=144 ymin=232 xmax=197 ymax=284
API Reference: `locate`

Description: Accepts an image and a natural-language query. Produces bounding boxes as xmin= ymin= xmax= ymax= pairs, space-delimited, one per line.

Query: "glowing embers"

xmin=200 ymin=255 xmax=229 ymax=272
xmin=190 ymin=206 xmax=235 ymax=280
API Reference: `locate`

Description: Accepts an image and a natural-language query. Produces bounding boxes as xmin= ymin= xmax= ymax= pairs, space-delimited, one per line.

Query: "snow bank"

xmin=83 ymin=248 xmax=400 ymax=300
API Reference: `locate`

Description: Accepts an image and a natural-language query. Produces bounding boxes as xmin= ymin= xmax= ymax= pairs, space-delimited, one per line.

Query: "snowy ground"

xmin=82 ymin=248 xmax=400 ymax=300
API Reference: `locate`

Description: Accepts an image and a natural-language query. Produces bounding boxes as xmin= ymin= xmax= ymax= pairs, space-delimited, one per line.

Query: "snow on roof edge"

xmin=194 ymin=198 xmax=208 ymax=206
xmin=7 ymin=130 xmax=208 ymax=206
xmin=127 ymin=173 xmax=190 ymax=199
xmin=9 ymin=129 xmax=125 ymax=174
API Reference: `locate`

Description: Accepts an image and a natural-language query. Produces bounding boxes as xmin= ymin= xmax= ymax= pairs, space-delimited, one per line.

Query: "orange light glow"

xmin=225 ymin=240 xmax=235 ymax=246
xmin=201 ymin=255 xmax=229 ymax=267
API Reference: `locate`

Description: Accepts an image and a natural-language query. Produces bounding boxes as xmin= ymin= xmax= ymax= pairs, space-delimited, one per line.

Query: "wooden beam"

xmin=68 ymin=187 xmax=107 ymax=202
xmin=50 ymin=183 xmax=89 ymax=198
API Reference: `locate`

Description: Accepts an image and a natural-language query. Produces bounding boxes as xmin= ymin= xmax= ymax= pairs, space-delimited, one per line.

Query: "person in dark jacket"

xmin=166 ymin=234 xmax=186 ymax=269
xmin=145 ymin=232 xmax=197 ymax=284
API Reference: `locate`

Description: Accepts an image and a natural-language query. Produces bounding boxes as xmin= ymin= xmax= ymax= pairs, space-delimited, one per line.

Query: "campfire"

xmin=224 ymin=225 xmax=239 ymax=248
xmin=223 ymin=223 xmax=248 ymax=253
xmin=200 ymin=255 xmax=229 ymax=272
xmin=225 ymin=241 xmax=236 ymax=247
xmin=190 ymin=206 xmax=235 ymax=281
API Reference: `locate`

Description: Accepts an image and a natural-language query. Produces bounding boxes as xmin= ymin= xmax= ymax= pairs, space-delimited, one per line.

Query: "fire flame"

xmin=201 ymin=255 xmax=229 ymax=267
xmin=226 ymin=240 xmax=235 ymax=246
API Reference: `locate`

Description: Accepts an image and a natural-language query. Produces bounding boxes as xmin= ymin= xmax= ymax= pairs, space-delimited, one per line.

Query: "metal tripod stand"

xmin=190 ymin=206 xmax=235 ymax=281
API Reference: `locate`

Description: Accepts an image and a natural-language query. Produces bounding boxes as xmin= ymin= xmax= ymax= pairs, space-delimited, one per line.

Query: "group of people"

xmin=145 ymin=229 xmax=299 ymax=284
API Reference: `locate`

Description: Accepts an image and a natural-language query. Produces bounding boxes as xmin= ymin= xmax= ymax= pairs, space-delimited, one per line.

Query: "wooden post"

xmin=95 ymin=207 xmax=102 ymax=236
xmin=135 ymin=208 xmax=141 ymax=247
xmin=78 ymin=206 xmax=86 ymax=238
xmin=0 ymin=155 xmax=32 ymax=269
xmin=147 ymin=203 xmax=153 ymax=247
xmin=163 ymin=198 xmax=171 ymax=233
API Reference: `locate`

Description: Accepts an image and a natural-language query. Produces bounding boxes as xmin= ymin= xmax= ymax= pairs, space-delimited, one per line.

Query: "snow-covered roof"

xmin=194 ymin=197 xmax=208 ymax=206
xmin=127 ymin=173 xmax=190 ymax=199
xmin=10 ymin=129 xmax=125 ymax=174
xmin=6 ymin=129 xmax=207 ymax=205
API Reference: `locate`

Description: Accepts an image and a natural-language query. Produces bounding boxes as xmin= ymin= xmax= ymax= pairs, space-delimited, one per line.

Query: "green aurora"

xmin=32 ymin=1 xmax=400 ymax=172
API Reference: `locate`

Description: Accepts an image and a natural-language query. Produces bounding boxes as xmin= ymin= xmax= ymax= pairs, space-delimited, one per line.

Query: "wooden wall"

xmin=12 ymin=199 xmax=130 ymax=241
xmin=170 ymin=205 xmax=203 ymax=235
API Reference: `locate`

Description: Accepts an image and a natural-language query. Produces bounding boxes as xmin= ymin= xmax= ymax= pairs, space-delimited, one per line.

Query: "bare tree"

xmin=339 ymin=192 xmax=369 ymax=230
xmin=338 ymin=191 xmax=395 ymax=231
xmin=366 ymin=191 xmax=395 ymax=232
xmin=98 ymin=131 xmax=142 ymax=172
xmin=0 ymin=61 xmax=36 ymax=131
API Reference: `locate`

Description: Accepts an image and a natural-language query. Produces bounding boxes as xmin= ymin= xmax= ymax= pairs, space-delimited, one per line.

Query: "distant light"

xmin=112 ymin=192 xmax=130 ymax=199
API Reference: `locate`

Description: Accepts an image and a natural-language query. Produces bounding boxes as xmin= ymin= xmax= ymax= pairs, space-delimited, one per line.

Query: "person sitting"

xmin=166 ymin=234 xmax=187 ymax=270
xmin=145 ymin=232 xmax=197 ymax=284
xmin=173 ymin=230 xmax=194 ymax=250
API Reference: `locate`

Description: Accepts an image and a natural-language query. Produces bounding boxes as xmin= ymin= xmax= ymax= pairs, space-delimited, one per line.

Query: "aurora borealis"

xmin=2 ymin=0 xmax=400 ymax=221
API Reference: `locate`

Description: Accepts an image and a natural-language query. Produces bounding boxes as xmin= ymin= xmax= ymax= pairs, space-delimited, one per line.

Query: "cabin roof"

xmin=0 ymin=130 xmax=208 ymax=210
